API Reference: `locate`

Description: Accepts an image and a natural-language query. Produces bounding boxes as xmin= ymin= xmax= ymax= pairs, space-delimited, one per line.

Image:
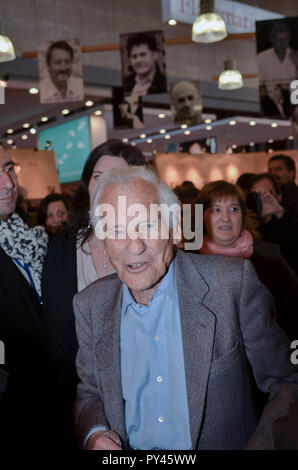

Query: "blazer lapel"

xmin=93 ymin=279 xmax=126 ymax=442
xmin=176 ymin=250 xmax=216 ymax=449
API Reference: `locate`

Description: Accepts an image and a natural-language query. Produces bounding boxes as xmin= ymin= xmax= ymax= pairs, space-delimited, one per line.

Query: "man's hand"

xmin=259 ymin=190 xmax=284 ymax=219
xmin=86 ymin=430 xmax=122 ymax=450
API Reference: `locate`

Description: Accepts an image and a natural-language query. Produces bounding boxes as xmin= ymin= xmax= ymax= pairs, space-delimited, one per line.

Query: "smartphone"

xmin=246 ymin=192 xmax=262 ymax=217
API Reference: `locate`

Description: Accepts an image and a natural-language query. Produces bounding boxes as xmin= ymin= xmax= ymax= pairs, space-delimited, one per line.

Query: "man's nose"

xmin=126 ymin=236 xmax=146 ymax=255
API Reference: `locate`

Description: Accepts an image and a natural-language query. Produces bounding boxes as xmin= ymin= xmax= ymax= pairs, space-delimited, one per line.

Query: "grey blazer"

xmin=73 ymin=250 xmax=298 ymax=450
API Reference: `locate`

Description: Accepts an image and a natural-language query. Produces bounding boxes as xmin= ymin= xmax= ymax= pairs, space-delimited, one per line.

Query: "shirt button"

xmin=154 ymin=336 xmax=159 ymax=341
xmin=157 ymin=376 xmax=163 ymax=383
xmin=158 ymin=416 xmax=164 ymax=423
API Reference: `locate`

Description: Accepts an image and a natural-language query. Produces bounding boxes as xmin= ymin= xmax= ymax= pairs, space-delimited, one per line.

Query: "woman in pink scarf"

xmin=196 ymin=180 xmax=298 ymax=342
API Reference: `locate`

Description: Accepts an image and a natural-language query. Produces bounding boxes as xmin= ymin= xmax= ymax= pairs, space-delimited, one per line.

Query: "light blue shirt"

xmin=120 ymin=259 xmax=192 ymax=450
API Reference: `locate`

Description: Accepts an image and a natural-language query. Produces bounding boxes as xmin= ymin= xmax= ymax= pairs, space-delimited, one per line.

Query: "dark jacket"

xmin=282 ymin=181 xmax=298 ymax=221
xmin=257 ymin=210 xmax=298 ymax=275
xmin=41 ymin=233 xmax=79 ymax=448
xmin=0 ymin=247 xmax=56 ymax=448
xmin=123 ymin=63 xmax=167 ymax=95
xmin=251 ymin=240 xmax=298 ymax=341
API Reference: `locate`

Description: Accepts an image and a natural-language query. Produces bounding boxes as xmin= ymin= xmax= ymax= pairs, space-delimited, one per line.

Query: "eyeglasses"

xmin=0 ymin=162 xmax=22 ymax=178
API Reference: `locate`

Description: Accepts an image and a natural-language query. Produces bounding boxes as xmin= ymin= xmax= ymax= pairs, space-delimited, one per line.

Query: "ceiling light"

xmin=95 ymin=110 xmax=102 ymax=116
xmin=206 ymin=125 xmax=213 ymax=130
xmin=249 ymin=142 xmax=255 ymax=146
xmin=140 ymin=133 xmax=146 ymax=139
xmin=180 ymin=123 xmax=188 ymax=129
xmin=184 ymin=130 xmax=191 ymax=135
xmin=232 ymin=144 xmax=237 ymax=149
xmin=271 ymin=122 xmax=278 ymax=128
xmin=204 ymin=118 xmax=212 ymax=124
xmin=6 ymin=128 xmax=13 ymax=134
xmin=192 ymin=0 xmax=227 ymax=44
xmin=23 ymin=123 xmax=30 ymax=128
xmin=229 ymin=120 xmax=236 ymax=126
xmin=131 ymin=142 xmax=136 ymax=146
xmin=268 ymin=139 xmax=274 ymax=143
xmin=7 ymin=138 xmax=13 ymax=144
xmin=122 ymin=138 xmax=128 ymax=143
xmin=30 ymin=128 xmax=37 ymax=134
xmin=164 ymin=134 xmax=171 ymax=139
xmin=168 ymin=19 xmax=177 ymax=26
xmin=146 ymin=139 xmax=153 ymax=143
xmin=158 ymin=113 xmax=166 ymax=119
xmin=159 ymin=129 xmax=166 ymax=134
xmin=62 ymin=109 xmax=70 ymax=115
xmin=288 ymin=135 xmax=294 ymax=140
xmin=249 ymin=120 xmax=256 ymax=126
xmin=85 ymin=100 xmax=94 ymax=107
xmin=0 ymin=23 xmax=16 ymax=62
xmin=41 ymin=116 xmax=48 ymax=122
xmin=29 ymin=87 xmax=39 ymax=94
xmin=0 ymin=76 xmax=8 ymax=88
xmin=21 ymin=134 xmax=28 ymax=140
xmin=218 ymin=59 xmax=243 ymax=90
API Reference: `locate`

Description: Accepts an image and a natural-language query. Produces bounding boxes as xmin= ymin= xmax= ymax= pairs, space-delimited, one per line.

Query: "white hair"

xmin=90 ymin=165 xmax=181 ymax=232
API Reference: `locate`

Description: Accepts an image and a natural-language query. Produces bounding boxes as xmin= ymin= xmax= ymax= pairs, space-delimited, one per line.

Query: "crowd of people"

xmin=0 ymin=140 xmax=298 ymax=450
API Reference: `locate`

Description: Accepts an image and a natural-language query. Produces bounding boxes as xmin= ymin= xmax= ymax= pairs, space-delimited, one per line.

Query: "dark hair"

xmin=37 ymin=193 xmax=70 ymax=226
xmin=268 ymin=154 xmax=296 ymax=178
xmin=69 ymin=139 xmax=146 ymax=246
xmin=236 ymin=173 xmax=256 ymax=192
xmin=46 ymin=40 xmax=74 ymax=66
xmin=248 ymin=172 xmax=282 ymax=195
xmin=126 ymin=32 xmax=158 ymax=57
xmin=197 ymin=180 xmax=246 ymax=231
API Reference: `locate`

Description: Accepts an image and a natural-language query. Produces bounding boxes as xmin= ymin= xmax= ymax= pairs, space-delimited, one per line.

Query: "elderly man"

xmin=0 ymin=147 xmax=55 ymax=448
xmin=40 ymin=40 xmax=83 ymax=103
xmin=74 ymin=166 xmax=298 ymax=451
xmin=171 ymin=81 xmax=203 ymax=126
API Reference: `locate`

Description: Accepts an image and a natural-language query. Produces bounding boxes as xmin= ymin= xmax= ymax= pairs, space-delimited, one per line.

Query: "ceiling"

xmin=0 ymin=0 xmax=297 ymax=157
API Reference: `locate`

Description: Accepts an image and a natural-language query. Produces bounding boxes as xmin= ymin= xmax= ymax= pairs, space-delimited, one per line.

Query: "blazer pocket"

xmin=210 ymin=341 xmax=241 ymax=376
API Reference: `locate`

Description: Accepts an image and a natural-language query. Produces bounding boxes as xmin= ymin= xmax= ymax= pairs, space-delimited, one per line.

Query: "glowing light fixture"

xmin=7 ymin=138 xmax=13 ymax=144
xmin=180 ymin=124 xmax=188 ymax=129
xmin=29 ymin=87 xmax=39 ymax=94
xmin=41 ymin=116 xmax=48 ymax=122
xmin=30 ymin=128 xmax=37 ymax=134
xmin=85 ymin=100 xmax=94 ymax=107
xmin=184 ymin=130 xmax=191 ymax=135
xmin=0 ymin=22 xmax=15 ymax=62
xmin=146 ymin=139 xmax=153 ymax=143
xmin=95 ymin=110 xmax=102 ymax=116
xmin=288 ymin=135 xmax=294 ymax=140
xmin=159 ymin=129 xmax=166 ymax=134
xmin=122 ymin=138 xmax=128 ymax=143
xmin=229 ymin=120 xmax=236 ymax=126
xmin=164 ymin=134 xmax=171 ymax=139
xmin=6 ymin=128 xmax=13 ymax=134
xmin=206 ymin=125 xmax=213 ymax=130
xmin=192 ymin=0 xmax=227 ymax=44
xmin=23 ymin=123 xmax=30 ymax=128
xmin=62 ymin=109 xmax=70 ymax=115
xmin=168 ymin=19 xmax=177 ymax=26
xmin=271 ymin=122 xmax=278 ymax=128
xmin=140 ymin=133 xmax=146 ymax=139
xmin=204 ymin=118 xmax=212 ymax=124
xmin=218 ymin=59 xmax=243 ymax=90
xmin=158 ymin=113 xmax=166 ymax=119
xmin=21 ymin=134 xmax=28 ymax=140
xmin=249 ymin=120 xmax=256 ymax=126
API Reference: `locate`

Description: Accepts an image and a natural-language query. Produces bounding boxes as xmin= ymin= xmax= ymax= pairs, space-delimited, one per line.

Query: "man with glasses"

xmin=0 ymin=147 xmax=55 ymax=448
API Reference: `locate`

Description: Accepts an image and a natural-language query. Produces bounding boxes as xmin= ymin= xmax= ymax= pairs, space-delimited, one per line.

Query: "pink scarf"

xmin=200 ymin=229 xmax=254 ymax=259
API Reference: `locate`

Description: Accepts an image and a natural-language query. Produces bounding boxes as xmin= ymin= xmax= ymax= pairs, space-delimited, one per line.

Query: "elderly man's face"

xmin=100 ymin=179 xmax=175 ymax=305
xmin=48 ymin=48 xmax=72 ymax=86
xmin=0 ymin=148 xmax=18 ymax=220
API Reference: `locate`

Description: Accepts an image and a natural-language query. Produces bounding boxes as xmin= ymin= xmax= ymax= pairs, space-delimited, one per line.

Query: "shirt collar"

xmin=122 ymin=257 xmax=176 ymax=317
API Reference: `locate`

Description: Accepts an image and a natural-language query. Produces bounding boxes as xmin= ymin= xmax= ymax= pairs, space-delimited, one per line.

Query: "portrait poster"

xmin=256 ymin=17 xmax=298 ymax=119
xmin=112 ymin=87 xmax=144 ymax=130
xmin=120 ymin=30 xmax=167 ymax=96
xmin=38 ymin=38 xmax=84 ymax=104
xmin=170 ymin=80 xmax=203 ymax=126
